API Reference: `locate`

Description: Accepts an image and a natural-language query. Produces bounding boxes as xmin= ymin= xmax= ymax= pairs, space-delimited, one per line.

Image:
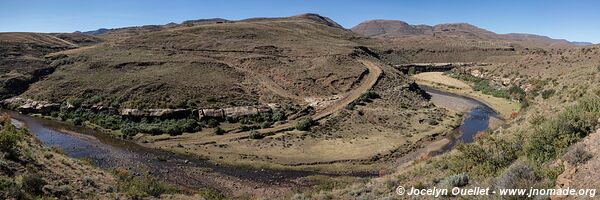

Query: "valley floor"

xmin=412 ymin=72 xmax=520 ymax=119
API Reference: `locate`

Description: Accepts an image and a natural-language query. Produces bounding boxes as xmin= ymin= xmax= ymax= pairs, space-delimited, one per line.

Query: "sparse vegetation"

xmin=358 ymin=91 xmax=379 ymax=103
xmin=526 ymin=94 xmax=600 ymax=163
xmin=0 ymin=121 xmax=24 ymax=160
xmin=440 ymin=173 xmax=469 ymax=188
xmin=113 ymin=169 xmax=177 ymax=199
xmin=562 ymin=143 xmax=592 ymax=165
xmin=541 ymin=89 xmax=555 ymax=99
xmin=207 ymin=118 xmax=220 ymax=128
xmin=249 ymin=131 xmax=264 ymax=139
xmin=213 ymin=127 xmax=225 ymax=135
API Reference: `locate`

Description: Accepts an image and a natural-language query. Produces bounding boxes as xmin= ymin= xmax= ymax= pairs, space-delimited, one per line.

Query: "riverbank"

xmin=413 ymin=72 xmax=520 ymax=119
xmin=0 ymin=109 xmax=355 ymax=198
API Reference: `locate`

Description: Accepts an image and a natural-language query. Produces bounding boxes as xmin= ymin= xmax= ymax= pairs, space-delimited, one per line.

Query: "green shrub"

xmin=453 ymin=136 xmax=521 ymax=176
xmin=22 ymin=173 xmax=46 ymax=196
xmin=440 ymin=173 xmax=469 ymax=188
xmin=121 ymin=123 xmax=139 ymax=138
xmin=240 ymin=125 xmax=251 ymax=131
xmin=83 ymin=176 xmax=96 ymax=187
xmin=67 ymin=98 xmax=83 ymax=108
xmin=121 ymin=119 xmax=200 ymax=136
xmin=213 ymin=127 xmax=225 ymax=135
xmin=541 ymin=89 xmax=555 ymax=99
xmin=526 ymin=95 xmax=600 ymax=163
xmin=509 ymin=85 xmax=526 ymax=101
xmin=0 ymin=176 xmax=18 ymax=198
xmin=196 ymin=188 xmax=226 ymax=200
xmin=0 ymin=122 xmax=24 ymax=159
xmin=114 ymin=170 xmax=177 ymax=199
xmin=54 ymin=185 xmax=72 ymax=197
xmin=272 ymin=110 xmax=286 ymax=121
xmin=72 ymin=117 xmax=83 ymax=126
xmin=408 ymin=67 xmax=416 ymax=75
xmin=207 ymin=118 xmax=220 ymax=128
xmin=260 ymin=121 xmax=272 ymax=129
xmin=449 ymin=72 xmax=513 ymax=99
xmin=295 ymin=118 xmax=315 ymax=131
xmin=249 ymin=131 xmax=264 ymax=140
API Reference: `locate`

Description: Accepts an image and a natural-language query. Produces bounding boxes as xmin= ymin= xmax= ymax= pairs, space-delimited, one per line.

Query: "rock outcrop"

xmin=1 ymin=97 xmax=59 ymax=114
xmin=120 ymin=108 xmax=191 ymax=119
xmin=199 ymin=106 xmax=272 ymax=119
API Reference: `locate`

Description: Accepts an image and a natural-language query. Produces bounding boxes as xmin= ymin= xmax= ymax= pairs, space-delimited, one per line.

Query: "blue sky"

xmin=1 ymin=0 xmax=599 ymax=43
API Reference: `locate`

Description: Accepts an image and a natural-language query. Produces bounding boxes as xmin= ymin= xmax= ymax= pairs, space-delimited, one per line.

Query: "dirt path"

xmin=312 ymin=59 xmax=382 ymax=120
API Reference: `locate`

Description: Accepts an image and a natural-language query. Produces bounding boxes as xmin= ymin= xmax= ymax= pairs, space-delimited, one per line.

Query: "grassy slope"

xmin=295 ymin=45 xmax=600 ymax=199
xmin=0 ymin=33 xmax=102 ymax=100
xmin=19 ymin=15 xmax=381 ymax=110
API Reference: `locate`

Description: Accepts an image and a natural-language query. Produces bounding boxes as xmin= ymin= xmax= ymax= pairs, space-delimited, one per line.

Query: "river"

xmin=421 ymin=85 xmax=502 ymax=148
xmin=0 ymin=87 xmax=500 ymax=190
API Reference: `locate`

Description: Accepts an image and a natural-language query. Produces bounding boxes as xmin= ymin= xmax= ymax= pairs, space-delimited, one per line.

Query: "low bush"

xmin=260 ymin=121 xmax=272 ymax=129
xmin=453 ymin=135 xmax=521 ymax=176
xmin=249 ymin=131 xmax=264 ymax=140
xmin=0 ymin=121 xmax=24 ymax=159
xmin=494 ymin=161 xmax=539 ymax=191
xmin=295 ymin=118 xmax=315 ymax=131
xmin=121 ymin=119 xmax=200 ymax=136
xmin=271 ymin=110 xmax=286 ymax=121
xmin=213 ymin=127 xmax=225 ymax=135
xmin=562 ymin=143 xmax=592 ymax=165
xmin=21 ymin=173 xmax=46 ymax=196
xmin=72 ymin=117 xmax=83 ymax=126
xmin=207 ymin=118 xmax=220 ymax=128
xmin=541 ymin=89 xmax=555 ymax=99
xmin=440 ymin=173 xmax=469 ymax=188
xmin=114 ymin=169 xmax=177 ymax=199
xmin=0 ymin=176 xmax=19 ymax=198
xmin=526 ymin=95 xmax=600 ymax=163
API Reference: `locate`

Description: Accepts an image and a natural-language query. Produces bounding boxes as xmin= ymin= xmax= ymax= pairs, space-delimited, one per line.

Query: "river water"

xmin=421 ymin=85 xmax=502 ymax=147
xmin=1 ymin=109 xmax=332 ymax=190
xmin=0 ymin=88 xmax=500 ymax=189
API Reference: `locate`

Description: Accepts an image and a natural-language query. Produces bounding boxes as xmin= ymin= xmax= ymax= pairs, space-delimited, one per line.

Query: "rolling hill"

xmin=0 ymin=32 xmax=101 ymax=99
xmin=351 ymin=19 xmax=575 ymax=48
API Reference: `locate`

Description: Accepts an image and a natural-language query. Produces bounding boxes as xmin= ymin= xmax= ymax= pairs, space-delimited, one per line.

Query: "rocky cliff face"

xmin=199 ymin=105 xmax=273 ymax=119
xmin=1 ymin=97 xmax=60 ymax=114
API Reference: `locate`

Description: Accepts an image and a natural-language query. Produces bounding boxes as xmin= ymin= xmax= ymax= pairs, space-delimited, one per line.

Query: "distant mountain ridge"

xmin=351 ymin=19 xmax=586 ymax=48
xmin=82 ymin=13 xmax=343 ymax=36
xmin=570 ymin=41 xmax=594 ymax=46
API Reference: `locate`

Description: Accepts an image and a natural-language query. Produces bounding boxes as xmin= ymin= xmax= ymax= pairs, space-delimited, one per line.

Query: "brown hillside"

xmin=0 ymin=33 xmax=101 ymax=99
xmin=352 ymin=20 xmax=573 ymax=48
xmin=18 ymin=14 xmax=384 ymax=109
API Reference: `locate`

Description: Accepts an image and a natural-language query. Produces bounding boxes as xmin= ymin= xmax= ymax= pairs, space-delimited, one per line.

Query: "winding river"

xmin=0 ymin=87 xmax=501 ymax=190
xmin=421 ymin=86 xmax=502 ymax=149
